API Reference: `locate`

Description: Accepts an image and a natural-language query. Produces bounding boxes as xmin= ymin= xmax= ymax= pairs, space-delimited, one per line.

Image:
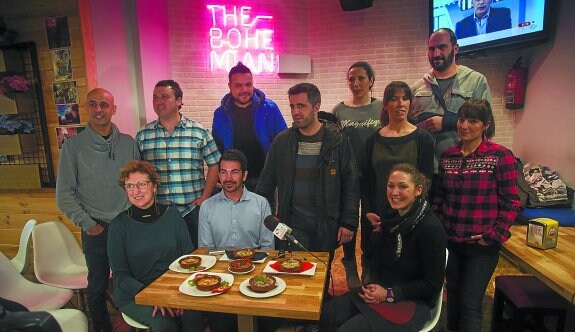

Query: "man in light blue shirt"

xmin=199 ymin=149 xmax=274 ymax=250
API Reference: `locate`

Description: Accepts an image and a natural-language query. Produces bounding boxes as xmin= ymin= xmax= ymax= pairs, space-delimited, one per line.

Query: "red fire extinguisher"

xmin=505 ymin=57 xmax=527 ymax=109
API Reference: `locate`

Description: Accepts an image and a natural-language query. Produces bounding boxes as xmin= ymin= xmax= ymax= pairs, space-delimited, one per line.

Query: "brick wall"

xmin=168 ymin=0 xmax=525 ymax=149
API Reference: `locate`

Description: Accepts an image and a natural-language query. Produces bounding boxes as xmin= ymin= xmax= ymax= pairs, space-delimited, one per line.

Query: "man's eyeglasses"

xmin=124 ymin=180 xmax=151 ymax=191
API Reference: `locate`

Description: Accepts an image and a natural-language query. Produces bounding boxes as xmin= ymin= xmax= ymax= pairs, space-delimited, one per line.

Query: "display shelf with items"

xmin=0 ymin=133 xmax=37 ymax=155
xmin=0 ymin=43 xmax=55 ymax=188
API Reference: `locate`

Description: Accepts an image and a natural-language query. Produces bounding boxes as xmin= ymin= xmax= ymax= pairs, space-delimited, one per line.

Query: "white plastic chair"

xmin=10 ymin=219 xmax=36 ymax=274
xmin=419 ymin=249 xmax=449 ymax=332
xmin=122 ymin=312 xmax=150 ymax=331
xmin=48 ymin=309 xmax=89 ymax=332
xmin=0 ymin=252 xmax=73 ymax=311
xmin=32 ymin=221 xmax=88 ymax=309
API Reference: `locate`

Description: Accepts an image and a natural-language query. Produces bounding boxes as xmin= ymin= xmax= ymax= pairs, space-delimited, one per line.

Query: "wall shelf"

xmin=0 ymin=43 xmax=55 ymax=188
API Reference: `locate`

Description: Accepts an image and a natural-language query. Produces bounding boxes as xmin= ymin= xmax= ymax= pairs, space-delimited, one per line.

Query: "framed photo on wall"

xmin=52 ymin=48 xmax=72 ymax=81
xmin=56 ymin=103 xmax=80 ymax=125
xmin=52 ymin=81 xmax=78 ymax=105
xmin=45 ymin=17 xmax=71 ymax=50
xmin=56 ymin=126 xmax=84 ymax=149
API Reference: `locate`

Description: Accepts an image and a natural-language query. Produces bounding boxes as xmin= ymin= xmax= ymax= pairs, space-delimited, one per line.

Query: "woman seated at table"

xmin=321 ymin=163 xmax=447 ymax=332
xmin=108 ymin=160 xmax=236 ymax=332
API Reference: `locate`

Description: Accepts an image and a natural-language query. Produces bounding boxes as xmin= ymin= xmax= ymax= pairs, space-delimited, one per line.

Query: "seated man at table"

xmin=199 ymin=149 xmax=274 ymax=250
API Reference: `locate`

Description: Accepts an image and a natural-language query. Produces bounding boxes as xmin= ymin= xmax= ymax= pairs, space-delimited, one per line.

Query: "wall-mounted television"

xmin=430 ymin=0 xmax=554 ymax=55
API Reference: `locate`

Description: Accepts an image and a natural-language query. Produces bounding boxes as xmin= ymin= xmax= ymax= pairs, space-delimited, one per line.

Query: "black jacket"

xmin=256 ymin=120 xmax=360 ymax=252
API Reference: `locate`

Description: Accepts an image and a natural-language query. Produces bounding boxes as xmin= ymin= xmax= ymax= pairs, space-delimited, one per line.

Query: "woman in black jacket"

xmin=321 ymin=163 xmax=447 ymax=331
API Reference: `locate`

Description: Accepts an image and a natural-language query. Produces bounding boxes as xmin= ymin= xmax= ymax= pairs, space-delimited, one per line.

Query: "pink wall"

xmin=89 ymin=0 xmax=171 ymax=135
xmin=513 ymin=0 xmax=575 ymax=184
xmin=135 ymin=0 xmax=171 ymax=124
xmin=89 ymin=0 xmax=141 ymax=135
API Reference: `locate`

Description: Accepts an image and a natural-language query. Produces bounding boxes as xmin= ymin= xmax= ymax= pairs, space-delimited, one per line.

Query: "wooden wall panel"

xmin=0 ymin=190 xmax=82 ymax=260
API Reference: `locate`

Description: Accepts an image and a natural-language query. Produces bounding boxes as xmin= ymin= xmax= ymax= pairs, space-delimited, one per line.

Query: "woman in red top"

xmin=433 ymin=99 xmax=520 ymax=332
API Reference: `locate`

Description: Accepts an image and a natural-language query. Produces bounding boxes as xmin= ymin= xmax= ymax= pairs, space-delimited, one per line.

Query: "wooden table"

xmin=501 ymin=225 xmax=575 ymax=304
xmin=135 ymin=249 xmax=330 ymax=332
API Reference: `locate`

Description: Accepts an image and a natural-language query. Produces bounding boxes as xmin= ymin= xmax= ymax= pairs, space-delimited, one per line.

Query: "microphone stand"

xmin=285 ymin=242 xmax=307 ymax=261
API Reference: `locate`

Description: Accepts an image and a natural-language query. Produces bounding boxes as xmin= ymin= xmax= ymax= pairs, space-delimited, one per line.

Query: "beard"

xmin=430 ymin=48 xmax=455 ymax=72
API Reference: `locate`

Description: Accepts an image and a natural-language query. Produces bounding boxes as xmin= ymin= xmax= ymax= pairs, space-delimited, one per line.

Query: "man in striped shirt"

xmin=136 ymin=80 xmax=221 ymax=248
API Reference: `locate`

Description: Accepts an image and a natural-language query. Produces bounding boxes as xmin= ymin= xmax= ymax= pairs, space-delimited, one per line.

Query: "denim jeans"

xmin=446 ymin=243 xmax=499 ymax=332
xmin=82 ymin=222 xmax=112 ymax=332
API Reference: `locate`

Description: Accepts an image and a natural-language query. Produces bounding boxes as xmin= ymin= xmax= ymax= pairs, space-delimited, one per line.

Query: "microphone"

xmin=263 ymin=215 xmax=330 ymax=271
xmin=263 ymin=215 xmax=306 ymax=251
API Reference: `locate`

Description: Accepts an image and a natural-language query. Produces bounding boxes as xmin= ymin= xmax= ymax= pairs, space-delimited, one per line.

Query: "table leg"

xmin=237 ymin=314 xmax=257 ymax=332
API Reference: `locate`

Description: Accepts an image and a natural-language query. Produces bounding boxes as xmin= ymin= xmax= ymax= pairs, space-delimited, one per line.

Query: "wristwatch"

xmin=386 ymin=287 xmax=395 ymax=303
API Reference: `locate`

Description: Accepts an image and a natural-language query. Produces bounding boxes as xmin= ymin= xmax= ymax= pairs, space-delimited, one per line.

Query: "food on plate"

xmin=279 ymin=258 xmax=302 ymax=273
xmin=228 ymin=258 xmax=254 ymax=273
xmin=248 ymin=274 xmax=276 ymax=293
xmin=211 ymin=285 xmax=231 ymax=294
xmin=178 ymin=255 xmax=202 ymax=269
xmin=193 ymin=274 xmax=222 ymax=292
xmin=233 ymin=248 xmax=255 ymax=259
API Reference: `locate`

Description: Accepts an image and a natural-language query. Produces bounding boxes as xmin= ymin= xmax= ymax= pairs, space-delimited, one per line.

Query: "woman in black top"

xmin=362 ymin=82 xmax=434 ymax=257
xmin=321 ymin=163 xmax=447 ymax=332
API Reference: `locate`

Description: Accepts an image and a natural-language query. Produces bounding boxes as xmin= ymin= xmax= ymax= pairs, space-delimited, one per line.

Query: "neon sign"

xmin=207 ymin=5 xmax=275 ymax=73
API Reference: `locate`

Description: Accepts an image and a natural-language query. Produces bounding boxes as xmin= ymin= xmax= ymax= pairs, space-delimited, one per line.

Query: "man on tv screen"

xmin=455 ymin=0 xmax=511 ymax=39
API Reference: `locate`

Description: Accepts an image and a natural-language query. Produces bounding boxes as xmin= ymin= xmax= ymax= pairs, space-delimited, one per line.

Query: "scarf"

xmin=381 ymin=196 xmax=429 ymax=263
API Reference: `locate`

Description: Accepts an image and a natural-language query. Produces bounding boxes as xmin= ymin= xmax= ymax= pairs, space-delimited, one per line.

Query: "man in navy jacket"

xmin=455 ymin=0 xmax=511 ymax=39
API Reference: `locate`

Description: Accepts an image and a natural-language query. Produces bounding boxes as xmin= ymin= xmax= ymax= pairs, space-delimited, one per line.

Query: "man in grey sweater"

xmin=56 ymin=88 xmax=140 ymax=332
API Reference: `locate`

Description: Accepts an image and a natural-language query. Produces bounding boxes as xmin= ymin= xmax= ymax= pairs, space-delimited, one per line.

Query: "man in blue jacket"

xmin=455 ymin=0 xmax=511 ymax=39
xmin=212 ymin=62 xmax=287 ymax=191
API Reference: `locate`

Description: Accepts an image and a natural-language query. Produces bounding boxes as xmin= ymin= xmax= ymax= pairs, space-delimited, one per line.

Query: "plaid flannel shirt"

xmin=433 ymin=137 xmax=519 ymax=244
xmin=136 ymin=116 xmax=221 ymax=217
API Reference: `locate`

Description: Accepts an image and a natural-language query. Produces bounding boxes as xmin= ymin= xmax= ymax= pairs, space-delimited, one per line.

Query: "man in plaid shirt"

xmin=136 ymin=80 xmax=221 ymax=247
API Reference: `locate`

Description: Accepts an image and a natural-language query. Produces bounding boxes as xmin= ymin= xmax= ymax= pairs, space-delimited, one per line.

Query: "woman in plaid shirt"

xmin=433 ymin=99 xmax=520 ymax=332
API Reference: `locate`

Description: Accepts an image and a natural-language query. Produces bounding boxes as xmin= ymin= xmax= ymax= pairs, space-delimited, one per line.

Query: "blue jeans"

xmin=82 ymin=222 xmax=112 ymax=332
xmin=446 ymin=243 xmax=499 ymax=332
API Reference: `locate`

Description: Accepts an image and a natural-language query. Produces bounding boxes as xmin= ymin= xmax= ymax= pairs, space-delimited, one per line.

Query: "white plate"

xmin=219 ymin=253 xmax=268 ymax=263
xmin=239 ymin=276 xmax=286 ymax=298
xmin=228 ymin=265 xmax=255 ymax=275
xmin=262 ymin=260 xmax=317 ymax=276
xmin=179 ymin=272 xmax=234 ymax=297
xmin=169 ymin=254 xmax=217 ymax=273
